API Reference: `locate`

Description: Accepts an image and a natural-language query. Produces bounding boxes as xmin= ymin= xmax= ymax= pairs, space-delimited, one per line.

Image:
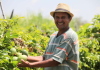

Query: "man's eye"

xmin=62 ymin=16 xmax=65 ymax=19
xmin=55 ymin=17 xmax=59 ymax=19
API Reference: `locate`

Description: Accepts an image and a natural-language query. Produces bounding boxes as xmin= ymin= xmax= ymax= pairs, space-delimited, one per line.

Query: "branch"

xmin=0 ymin=0 xmax=6 ymax=19
xmin=10 ymin=9 xmax=14 ymax=19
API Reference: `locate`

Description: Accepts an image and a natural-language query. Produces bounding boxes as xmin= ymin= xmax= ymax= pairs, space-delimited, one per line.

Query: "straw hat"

xmin=50 ymin=3 xmax=74 ymax=17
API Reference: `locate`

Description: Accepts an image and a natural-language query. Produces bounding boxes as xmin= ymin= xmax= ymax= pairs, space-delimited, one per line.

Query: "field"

xmin=0 ymin=13 xmax=100 ymax=70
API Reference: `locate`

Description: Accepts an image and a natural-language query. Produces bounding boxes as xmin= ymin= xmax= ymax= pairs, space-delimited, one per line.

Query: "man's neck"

xmin=57 ymin=27 xmax=69 ymax=37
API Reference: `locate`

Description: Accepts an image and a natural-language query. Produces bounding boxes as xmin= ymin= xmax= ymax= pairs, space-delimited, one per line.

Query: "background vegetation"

xmin=0 ymin=13 xmax=100 ymax=70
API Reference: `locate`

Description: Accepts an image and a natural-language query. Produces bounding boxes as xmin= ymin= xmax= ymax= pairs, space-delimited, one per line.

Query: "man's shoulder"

xmin=50 ymin=31 xmax=58 ymax=37
xmin=64 ymin=28 xmax=78 ymax=43
xmin=65 ymin=28 xmax=78 ymax=38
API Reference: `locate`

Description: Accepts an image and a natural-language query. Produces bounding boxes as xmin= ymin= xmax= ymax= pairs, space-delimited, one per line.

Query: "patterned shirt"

xmin=43 ymin=28 xmax=79 ymax=70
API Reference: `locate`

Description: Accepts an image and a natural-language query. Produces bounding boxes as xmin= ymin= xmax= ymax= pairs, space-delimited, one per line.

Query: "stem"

xmin=0 ymin=0 xmax=6 ymax=19
xmin=0 ymin=0 xmax=8 ymax=38
xmin=10 ymin=9 xmax=14 ymax=19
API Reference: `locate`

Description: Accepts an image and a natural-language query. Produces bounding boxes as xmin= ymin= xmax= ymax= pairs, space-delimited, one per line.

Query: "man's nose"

xmin=58 ymin=18 xmax=62 ymax=22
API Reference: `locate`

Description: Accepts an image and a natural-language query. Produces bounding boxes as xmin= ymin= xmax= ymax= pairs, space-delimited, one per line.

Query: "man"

xmin=17 ymin=3 xmax=79 ymax=70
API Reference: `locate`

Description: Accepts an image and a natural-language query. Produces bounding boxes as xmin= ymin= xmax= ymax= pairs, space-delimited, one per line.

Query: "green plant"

xmin=78 ymin=15 xmax=100 ymax=70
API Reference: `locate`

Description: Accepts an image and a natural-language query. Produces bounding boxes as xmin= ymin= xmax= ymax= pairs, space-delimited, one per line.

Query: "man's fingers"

xmin=21 ymin=59 xmax=25 ymax=63
xmin=17 ymin=59 xmax=29 ymax=67
xmin=17 ymin=59 xmax=24 ymax=67
xmin=21 ymin=59 xmax=29 ymax=64
xmin=17 ymin=63 xmax=22 ymax=67
xmin=18 ymin=63 xmax=21 ymax=65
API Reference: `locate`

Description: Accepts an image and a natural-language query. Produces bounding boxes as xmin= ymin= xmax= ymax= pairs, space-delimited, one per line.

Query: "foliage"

xmin=69 ymin=17 xmax=86 ymax=31
xmin=0 ymin=13 xmax=100 ymax=70
xmin=0 ymin=15 xmax=50 ymax=70
xmin=78 ymin=15 xmax=100 ymax=70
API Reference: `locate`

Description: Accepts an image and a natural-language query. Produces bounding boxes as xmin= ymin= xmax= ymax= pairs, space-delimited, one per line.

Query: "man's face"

xmin=54 ymin=12 xmax=72 ymax=30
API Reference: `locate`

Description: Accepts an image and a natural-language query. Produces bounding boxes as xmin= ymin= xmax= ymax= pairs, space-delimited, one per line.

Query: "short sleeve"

xmin=52 ymin=39 xmax=72 ymax=63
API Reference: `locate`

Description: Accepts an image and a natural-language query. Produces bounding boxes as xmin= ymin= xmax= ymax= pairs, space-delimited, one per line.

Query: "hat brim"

xmin=50 ymin=10 xmax=74 ymax=17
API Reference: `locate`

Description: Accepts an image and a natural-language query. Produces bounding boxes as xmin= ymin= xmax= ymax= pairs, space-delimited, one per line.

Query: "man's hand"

xmin=17 ymin=58 xmax=59 ymax=67
xmin=17 ymin=59 xmax=30 ymax=67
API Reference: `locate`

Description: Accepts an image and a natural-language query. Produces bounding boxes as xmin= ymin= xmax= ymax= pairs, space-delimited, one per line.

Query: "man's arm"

xmin=17 ymin=58 xmax=60 ymax=67
xmin=29 ymin=58 xmax=60 ymax=67
xmin=27 ymin=56 xmax=44 ymax=62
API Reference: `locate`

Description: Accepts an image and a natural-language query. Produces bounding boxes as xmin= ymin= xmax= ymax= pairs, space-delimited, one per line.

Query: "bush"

xmin=0 ymin=13 xmax=100 ymax=70
xmin=78 ymin=15 xmax=100 ymax=70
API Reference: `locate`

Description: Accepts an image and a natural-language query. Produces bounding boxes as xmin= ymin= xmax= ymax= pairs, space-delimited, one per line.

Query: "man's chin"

xmin=58 ymin=27 xmax=69 ymax=31
xmin=58 ymin=28 xmax=64 ymax=30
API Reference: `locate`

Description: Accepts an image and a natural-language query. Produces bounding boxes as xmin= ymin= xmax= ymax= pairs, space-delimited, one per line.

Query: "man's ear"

xmin=69 ymin=17 xmax=72 ymax=21
xmin=68 ymin=17 xmax=72 ymax=23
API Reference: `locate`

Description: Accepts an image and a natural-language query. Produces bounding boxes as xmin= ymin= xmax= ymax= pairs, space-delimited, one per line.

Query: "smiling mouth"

xmin=58 ymin=22 xmax=64 ymax=25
